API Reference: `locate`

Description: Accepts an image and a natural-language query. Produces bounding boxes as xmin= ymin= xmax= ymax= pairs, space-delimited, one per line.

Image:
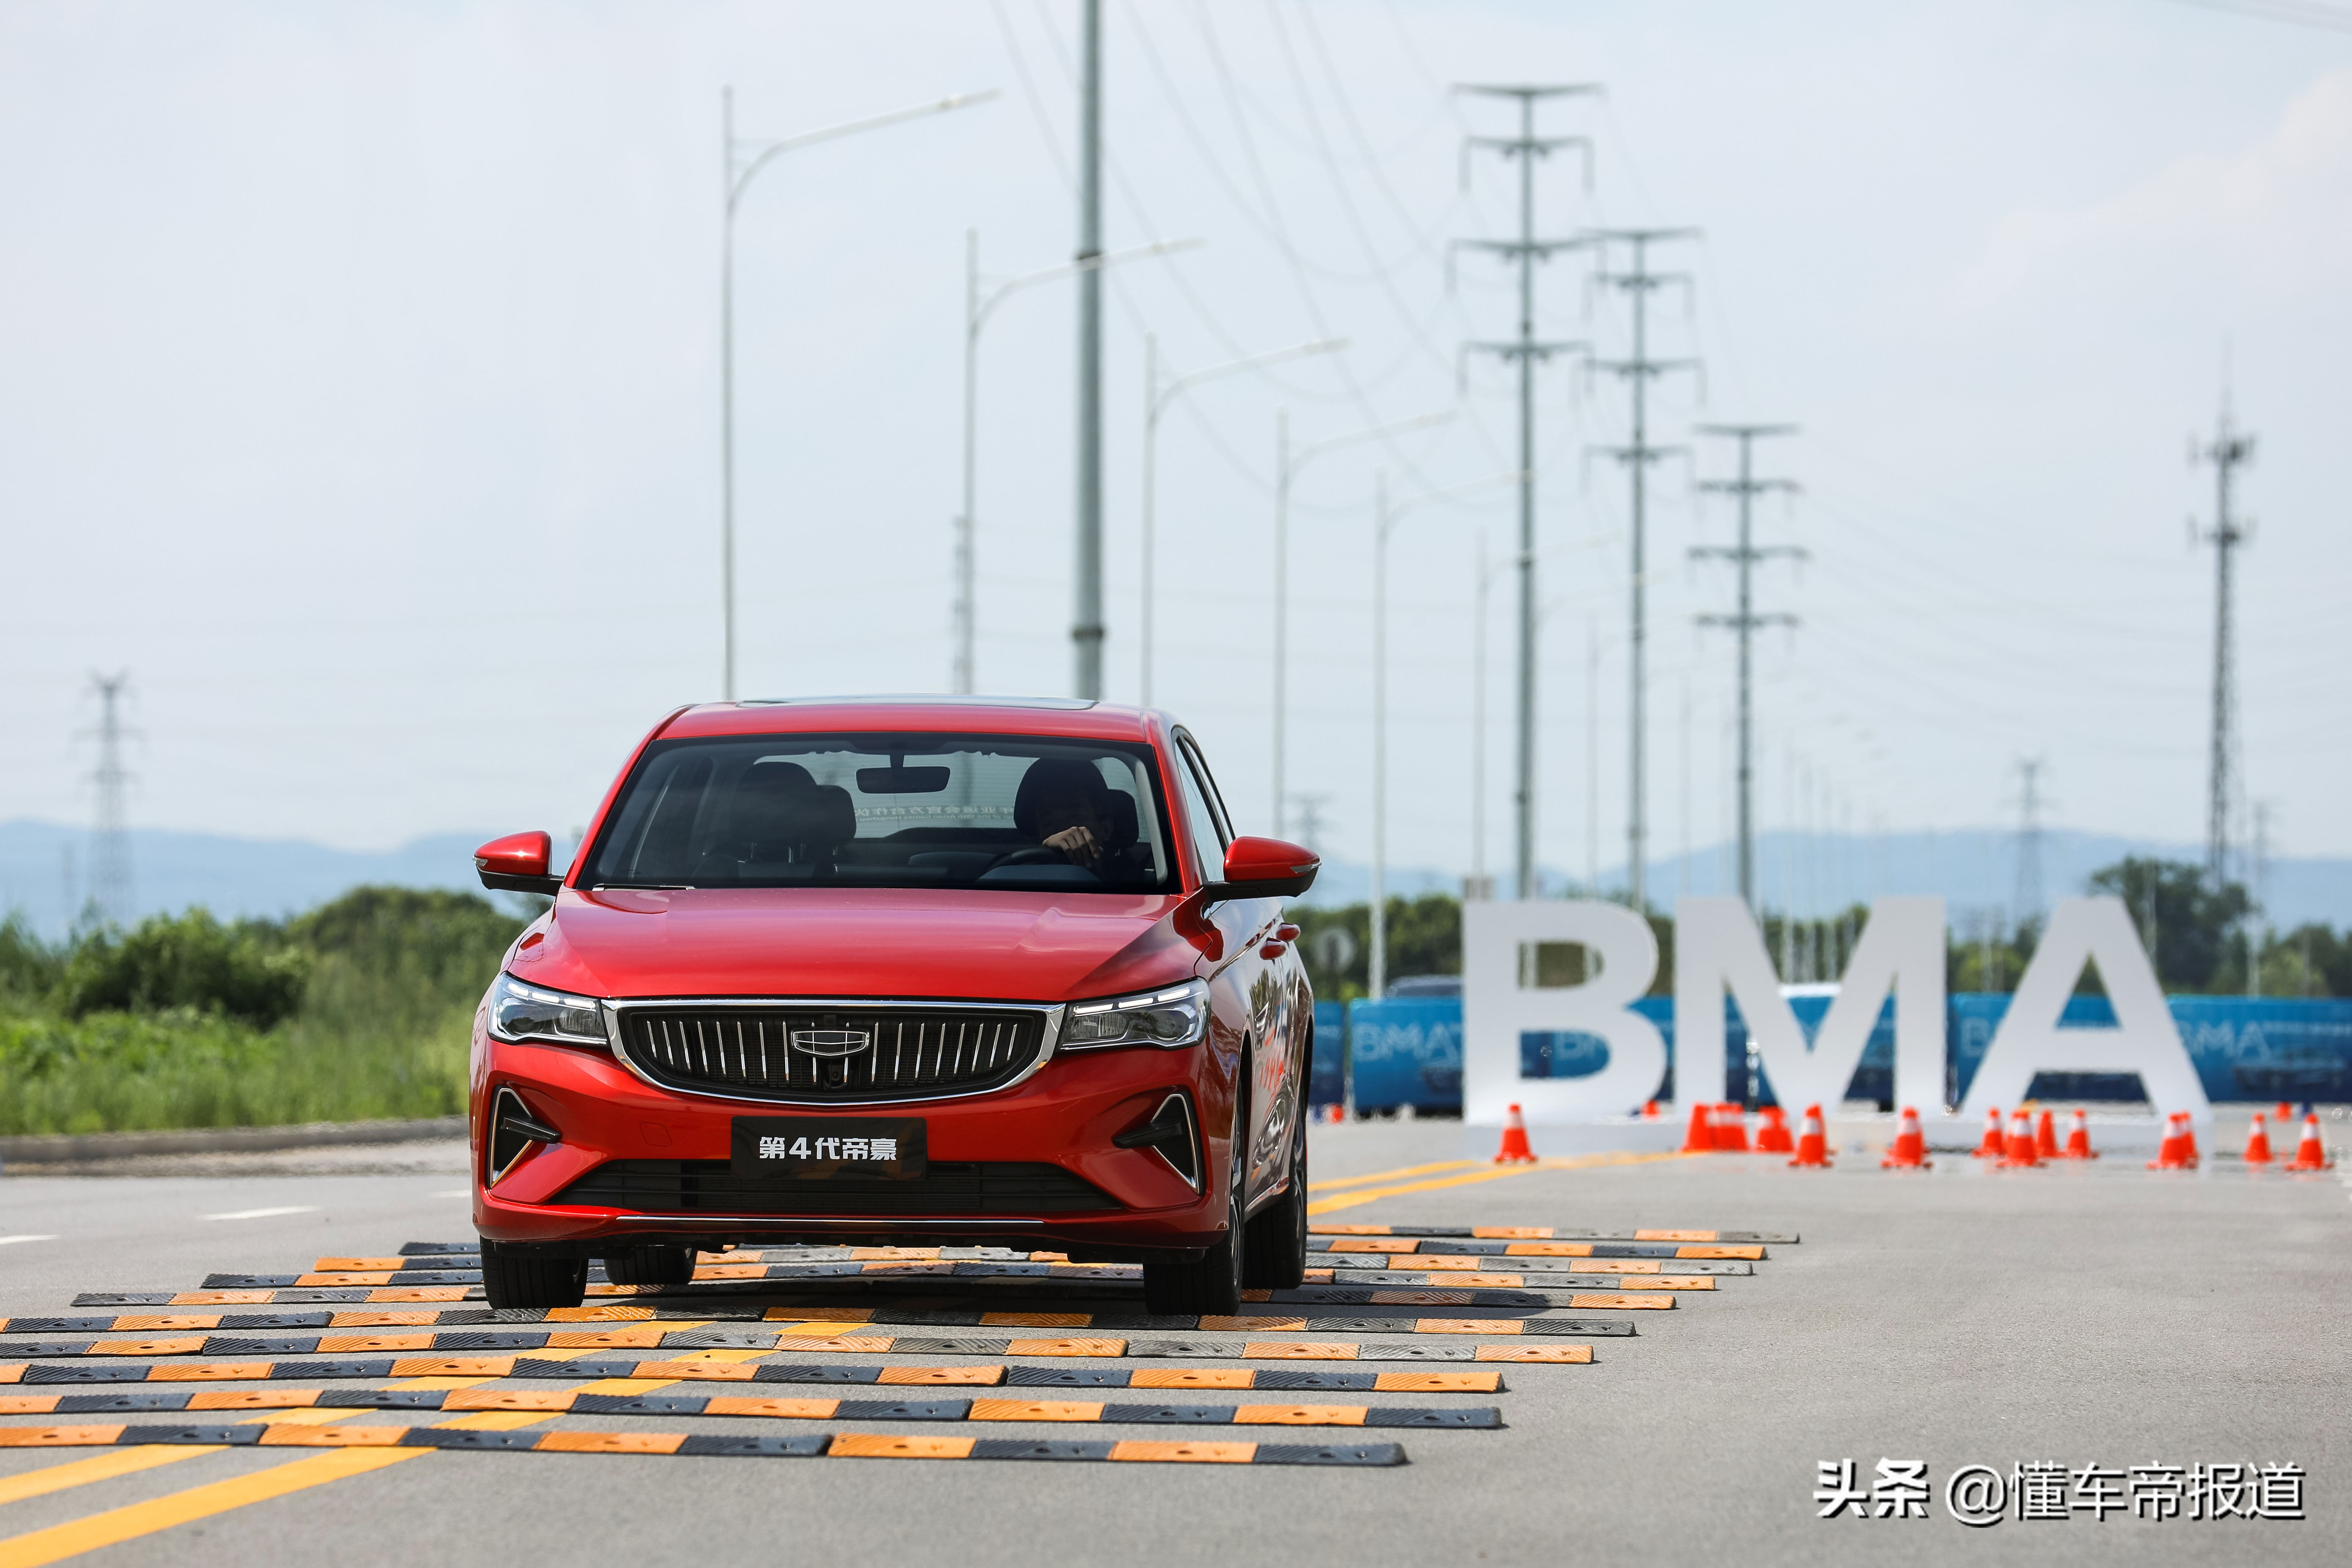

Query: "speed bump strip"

xmin=1316 ymin=1238 xmax=1766 ymax=1260
xmin=0 ymin=1396 xmax=1491 ymax=1427
xmin=1244 ymin=1287 xmax=1677 ymax=1308
xmin=1310 ymin=1226 xmax=1795 ymax=1243
xmin=2 ymin=1345 xmax=1567 ymax=1384
xmin=0 ymin=1425 xmax=1405 ymax=1464
xmin=751 ymin=1310 xmax=1636 ymax=1335
xmin=1313 ymin=1255 xmax=1751 ymax=1275
xmin=2 ymin=1315 xmax=1622 ymax=1361
xmin=0 ymin=1371 xmax=1499 ymax=1412
xmin=1276 ymin=1275 xmax=1715 ymax=1291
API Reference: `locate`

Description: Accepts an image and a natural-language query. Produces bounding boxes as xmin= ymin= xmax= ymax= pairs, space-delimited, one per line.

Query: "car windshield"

xmin=582 ymin=732 xmax=1179 ymax=894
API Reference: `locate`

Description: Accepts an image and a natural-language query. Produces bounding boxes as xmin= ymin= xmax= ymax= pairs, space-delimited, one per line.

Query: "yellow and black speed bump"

xmin=0 ymin=1365 xmax=1502 ymax=1396
xmin=1311 ymin=1225 xmax=1796 ymax=1243
xmin=0 ymin=1388 xmax=1499 ymax=1428
xmin=1312 ymin=1254 xmax=1752 ymax=1275
xmin=0 ymin=1426 xmax=1406 ymax=1464
xmin=1247 ymin=1287 xmax=1675 ymax=1309
xmin=1297 ymin=1272 xmax=1717 ymax=1290
xmin=1314 ymin=1238 xmax=1768 ymax=1261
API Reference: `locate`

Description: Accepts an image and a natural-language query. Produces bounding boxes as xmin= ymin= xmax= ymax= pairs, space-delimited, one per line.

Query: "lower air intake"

xmin=551 ymin=1160 xmax=1116 ymax=1216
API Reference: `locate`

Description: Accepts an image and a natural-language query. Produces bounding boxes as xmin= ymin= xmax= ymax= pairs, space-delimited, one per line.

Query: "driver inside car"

xmin=1014 ymin=758 xmax=1149 ymax=883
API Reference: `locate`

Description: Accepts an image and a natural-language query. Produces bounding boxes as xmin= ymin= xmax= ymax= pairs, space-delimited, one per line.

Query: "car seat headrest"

xmin=1012 ymin=757 xmax=1117 ymax=837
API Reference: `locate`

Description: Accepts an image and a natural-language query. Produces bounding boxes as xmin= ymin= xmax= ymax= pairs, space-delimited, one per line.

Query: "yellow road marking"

xmin=1304 ymin=1150 xmax=1695 ymax=1215
xmin=0 ymin=1450 xmax=215 ymax=1509
xmin=0 ymin=1340 xmax=767 ymax=1563
xmin=0 ymin=1450 xmax=423 ymax=1568
xmin=1307 ymin=1160 xmax=1480 ymax=1194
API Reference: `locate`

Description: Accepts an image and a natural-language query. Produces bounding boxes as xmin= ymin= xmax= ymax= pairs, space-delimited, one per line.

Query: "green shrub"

xmin=0 ymin=886 xmax=527 ymax=1136
xmin=57 ymin=909 xmax=307 ymax=1026
xmin=0 ymin=915 xmax=62 ymax=1000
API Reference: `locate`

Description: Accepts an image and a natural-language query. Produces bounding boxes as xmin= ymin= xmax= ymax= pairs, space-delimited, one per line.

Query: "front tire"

xmin=1242 ymin=1104 xmax=1308 ymax=1289
xmin=1143 ymin=1093 xmax=1248 ymax=1316
xmin=479 ymin=1239 xmax=587 ymax=1311
xmin=600 ymin=1245 xmax=696 ymax=1287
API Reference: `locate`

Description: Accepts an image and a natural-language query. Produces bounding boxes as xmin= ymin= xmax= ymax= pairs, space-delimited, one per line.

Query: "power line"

xmin=1692 ymin=423 xmax=1801 ymax=909
xmin=1453 ymin=82 xmax=1599 ymax=901
xmin=1588 ymin=227 xmax=1701 ymax=913
xmin=2193 ymin=403 xmax=2254 ymax=888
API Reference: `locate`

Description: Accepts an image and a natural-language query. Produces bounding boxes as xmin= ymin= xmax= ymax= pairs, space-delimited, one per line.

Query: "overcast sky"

xmin=2 ymin=0 xmax=2346 ymax=891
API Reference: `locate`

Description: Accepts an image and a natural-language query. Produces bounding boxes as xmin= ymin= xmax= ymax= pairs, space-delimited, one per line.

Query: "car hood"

xmin=509 ymin=886 xmax=1206 ymax=1004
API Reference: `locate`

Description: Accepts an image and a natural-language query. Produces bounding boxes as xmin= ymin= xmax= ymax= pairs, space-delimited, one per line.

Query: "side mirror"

xmin=475 ymin=831 xmax=563 ymax=896
xmin=1200 ymin=836 xmax=1320 ymax=902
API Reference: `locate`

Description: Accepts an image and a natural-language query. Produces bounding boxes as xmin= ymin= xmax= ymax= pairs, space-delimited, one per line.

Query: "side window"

xmin=1172 ymin=736 xmax=1228 ymax=883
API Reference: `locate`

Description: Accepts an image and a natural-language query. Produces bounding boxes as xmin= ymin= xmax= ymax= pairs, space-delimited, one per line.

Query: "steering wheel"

xmin=986 ymin=847 xmax=1066 ymax=870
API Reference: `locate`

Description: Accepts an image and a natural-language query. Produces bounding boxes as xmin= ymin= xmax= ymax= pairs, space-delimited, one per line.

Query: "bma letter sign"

xmin=1462 ymin=894 xmax=2209 ymax=1125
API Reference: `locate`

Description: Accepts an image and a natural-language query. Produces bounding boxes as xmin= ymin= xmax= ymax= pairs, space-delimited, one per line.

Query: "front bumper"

xmin=470 ymin=1022 xmax=1225 ymax=1256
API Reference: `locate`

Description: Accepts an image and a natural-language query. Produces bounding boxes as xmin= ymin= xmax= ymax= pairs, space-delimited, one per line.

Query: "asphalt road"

xmin=2 ymin=1120 xmax=2346 ymax=1568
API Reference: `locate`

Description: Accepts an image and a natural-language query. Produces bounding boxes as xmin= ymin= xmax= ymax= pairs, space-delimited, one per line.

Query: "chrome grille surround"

xmin=602 ymin=997 xmax=1063 ymax=1107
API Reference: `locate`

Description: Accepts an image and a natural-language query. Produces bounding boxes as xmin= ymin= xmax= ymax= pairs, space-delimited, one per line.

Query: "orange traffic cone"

xmin=2243 ymin=1113 xmax=2274 ymax=1164
xmin=1714 ymin=1103 xmax=1752 ymax=1153
xmin=2035 ymin=1110 xmax=2060 ymax=1160
xmin=1788 ymin=1103 xmax=1833 ymax=1168
xmin=2057 ymin=1108 xmax=2098 ymax=1160
xmin=2147 ymin=1111 xmax=2197 ymax=1170
xmin=2274 ymin=1100 xmax=2293 ymax=1127
xmin=1642 ymin=1099 xmax=1662 ymax=1120
xmin=1971 ymin=1106 xmax=2006 ymax=1159
xmin=1681 ymin=1101 xmax=1715 ymax=1154
xmin=2283 ymin=1113 xmax=2333 ymax=1171
xmin=1754 ymin=1105 xmax=1795 ymax=1154
xmin=1999 ymin=1109 xmax=2041 ymax=1168
xmin=1881 ymin=1105 xmax=1931 ymax=1169
xmin=1494 ymin=1103 xmax=1538 ymax=1164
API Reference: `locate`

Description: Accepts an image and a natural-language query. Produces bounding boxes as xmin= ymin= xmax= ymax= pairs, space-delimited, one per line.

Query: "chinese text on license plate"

xmin=730 ymin=1117 xmax=928 ymax=1181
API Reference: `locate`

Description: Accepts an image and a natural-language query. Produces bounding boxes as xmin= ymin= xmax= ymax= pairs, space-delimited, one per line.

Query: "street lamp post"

xmin=954 ymin=236 xmax=1200 ymax=694
xmin=1274 ymin=408 xmax=1453 ymax=836
xmin=1371 ymin=469 xmax=1520 ymax=999
xmin=720 ymin=86 xmax=996 ymax=702
xmin=1141 ymin=335 xmax=1346 ymax=708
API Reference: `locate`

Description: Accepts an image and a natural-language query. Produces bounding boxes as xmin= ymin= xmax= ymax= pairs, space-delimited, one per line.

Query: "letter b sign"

xmin=1462 ymin=901 xmax=1667 ymax=1123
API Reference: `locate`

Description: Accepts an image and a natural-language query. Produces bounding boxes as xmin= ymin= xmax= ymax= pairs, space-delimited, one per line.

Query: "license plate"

xmin=730 ymin=1117 xmax=927 ymax=1181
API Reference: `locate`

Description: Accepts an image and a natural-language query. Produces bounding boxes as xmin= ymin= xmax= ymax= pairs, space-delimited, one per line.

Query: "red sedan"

xmin=467 ymin=696 xmax=1318 ymax=1315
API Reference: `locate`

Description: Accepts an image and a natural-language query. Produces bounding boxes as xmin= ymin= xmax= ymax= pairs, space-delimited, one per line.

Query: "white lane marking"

xmin=0 ymin=1234 xmax=59 ymax=1246
xmin=200 ymin=1206 xmax=321 ymax=1221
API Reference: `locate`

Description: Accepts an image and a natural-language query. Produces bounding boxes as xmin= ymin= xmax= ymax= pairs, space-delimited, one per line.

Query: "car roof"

xmin=661 ymin=695 xmax=1164 ymax=744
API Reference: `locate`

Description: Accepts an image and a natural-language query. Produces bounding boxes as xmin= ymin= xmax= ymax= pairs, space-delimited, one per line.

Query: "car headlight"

xmin=1062 ymin=980 xmax=1209 ymax=1051
xmin=487 ymin=973 xmax=608 ymax=1048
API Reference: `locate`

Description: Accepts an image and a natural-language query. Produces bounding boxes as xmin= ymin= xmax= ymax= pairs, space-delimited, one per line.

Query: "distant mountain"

xmin=1296 ymin=827 xmax=2352 ymax=929
xmin=0 ymin=820 xmax=535 ymax=935
xmin=6 ymin=819 xmax=2346 ymax=935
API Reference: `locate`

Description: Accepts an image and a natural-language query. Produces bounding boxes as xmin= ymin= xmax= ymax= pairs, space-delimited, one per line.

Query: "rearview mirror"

xmin=475 ymin=831 xmax=563 ymax=896
xmin=856 ymin=765 xmax=951 ymax=794
xmin=1200 ymin=836 xmax=1319 ymax=902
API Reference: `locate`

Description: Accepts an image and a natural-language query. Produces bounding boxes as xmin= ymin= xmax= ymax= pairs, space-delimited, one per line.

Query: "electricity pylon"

xmin=1454 ymin=82 xmax=1598 ymax=900
xmin=1588 ymin=227 xmax=1700 ymax=912
xmin=1691 ymin=423 xmax=1801 ymax=908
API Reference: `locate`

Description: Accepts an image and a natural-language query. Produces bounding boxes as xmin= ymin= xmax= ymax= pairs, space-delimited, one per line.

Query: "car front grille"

xmin=617 ymin=1006 xmax=1050 ymax=1102
xmin=551 ymin=1160 xmax=1114 ymax=1216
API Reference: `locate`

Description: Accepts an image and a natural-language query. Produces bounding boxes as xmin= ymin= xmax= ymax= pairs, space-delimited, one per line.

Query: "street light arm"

xmin=1155 ymin=338 xmax=1348 ymax=420
xmin=731 ymin=90 xmax=1000 ymax=210
xmin=974 ymin=237 xmax=1204 ymax=334
xmin=1294 ymin=408 xmax=1457 ymax=475
xmin=1381 ymin=469 xmax=1528 ymax=542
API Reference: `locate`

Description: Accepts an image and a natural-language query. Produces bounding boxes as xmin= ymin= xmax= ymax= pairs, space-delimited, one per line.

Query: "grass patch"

xmin=0 ymin=889 xmax=529 ymax=1137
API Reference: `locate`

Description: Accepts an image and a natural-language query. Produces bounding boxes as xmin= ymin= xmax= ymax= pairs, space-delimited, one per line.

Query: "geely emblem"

xmin=789 ymin=1028 xmax=872 ymax=1058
